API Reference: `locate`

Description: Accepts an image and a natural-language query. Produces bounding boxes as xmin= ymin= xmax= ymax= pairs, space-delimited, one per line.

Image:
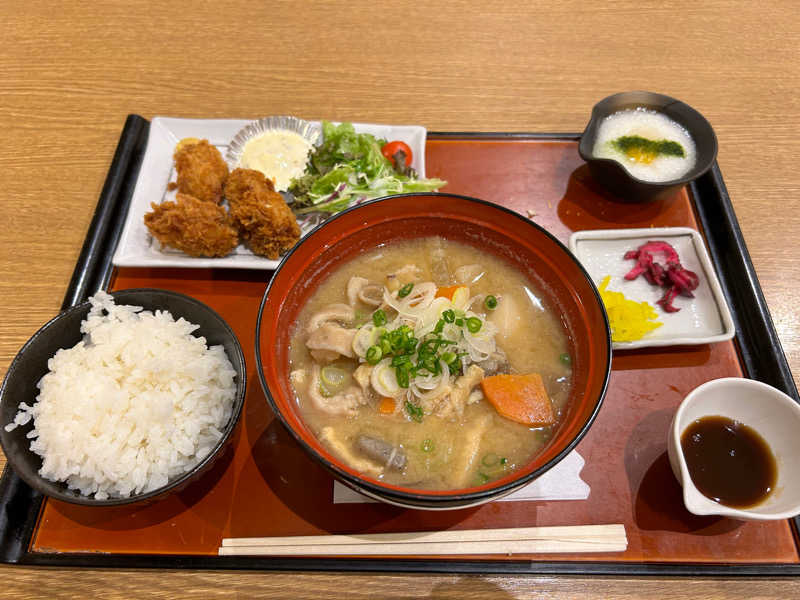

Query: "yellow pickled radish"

xmin=598 ymin=275 xmax=662 ymax=342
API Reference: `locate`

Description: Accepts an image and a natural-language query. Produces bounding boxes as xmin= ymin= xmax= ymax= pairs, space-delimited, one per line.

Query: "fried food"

xmin=169 ymin=138 xmax=229 ymax=204
xmin=224 ymin=168 xmax=301 ymax=259
xmin=144 ymin=193 xmax=239 ymax=257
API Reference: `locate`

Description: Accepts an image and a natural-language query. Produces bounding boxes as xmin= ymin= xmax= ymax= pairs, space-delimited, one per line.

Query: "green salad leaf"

xmin=289 ymin=121 xmax=446 ymax=214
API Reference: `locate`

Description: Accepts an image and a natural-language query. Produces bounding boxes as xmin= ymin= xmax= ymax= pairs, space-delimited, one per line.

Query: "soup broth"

xmin=289 ymin=237 xmax=572 ymax=490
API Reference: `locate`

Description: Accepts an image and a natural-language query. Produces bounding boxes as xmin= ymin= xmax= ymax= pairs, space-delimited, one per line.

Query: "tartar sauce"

xmin=240 ymin=130 xmax=312 ymax=191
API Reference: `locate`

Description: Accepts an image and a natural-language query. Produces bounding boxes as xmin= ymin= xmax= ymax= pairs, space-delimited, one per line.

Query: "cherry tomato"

xmin=381 ymin=140 xmax=413 ymax=167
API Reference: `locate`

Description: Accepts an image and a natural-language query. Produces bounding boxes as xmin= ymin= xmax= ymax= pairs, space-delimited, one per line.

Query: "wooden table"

xmin=1 ymin=1 xmax=798 ymax=597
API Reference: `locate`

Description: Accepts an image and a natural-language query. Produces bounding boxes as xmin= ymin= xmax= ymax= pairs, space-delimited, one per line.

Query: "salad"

xmin=289 ymin=121 xmax=447 ymax=214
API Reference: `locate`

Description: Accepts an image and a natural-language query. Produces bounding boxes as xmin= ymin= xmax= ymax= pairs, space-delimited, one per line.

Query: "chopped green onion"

xmin=441 ymin=351 xmax=457 ymax=365
xmin=405 ymin=400 xmax=423 ymax=422
xmin=455 ymin=318 xmax=464 ymax=326
xmin=559 ymin=352 xmax=571 ymax=366
xmin=466 ymin=317 xmax=482 ymax=333
xmin=398 ymin=282 xmax=414 ymax=298
xmin=388 ymin=329 xmax=408 ymax=352
xmin=405 ymin=337 xmax=419 ymax=352
xmin=396 ymin=367 xmax=410 ymax=388
xmin=372 ymin=309 xmax=387 ymax=327
xmin=366 ymin=345 xmax=382 ymax=365
xmin=391 ymin=354 xmax=411 ymax=367
xmin=418 ymin=339 xmax=439 ymax=355
xmin=421 ymin=356 xmax=438 ymax=373
xmin=484 ymin=295 xmax=498 ymax=310
xmin=380 ymin=337 xmax=392 ymax=355
xmin=421 ymin=438 xmax=434 ymax=452
xmin=442 ymin=309 xmax=455 ymax=323
xmin=500 ymin=457 xmax=508 ymax=466
xmin=433 ymin=319 xmax=445 ymax=334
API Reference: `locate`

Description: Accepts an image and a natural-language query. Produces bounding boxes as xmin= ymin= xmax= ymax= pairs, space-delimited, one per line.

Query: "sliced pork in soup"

xmin=289 ymin=237 xmax=572 ymax=490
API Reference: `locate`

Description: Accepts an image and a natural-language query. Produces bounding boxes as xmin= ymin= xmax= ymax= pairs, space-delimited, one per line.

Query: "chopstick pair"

xmin=218 ymin=524 xmax=627 ymax=556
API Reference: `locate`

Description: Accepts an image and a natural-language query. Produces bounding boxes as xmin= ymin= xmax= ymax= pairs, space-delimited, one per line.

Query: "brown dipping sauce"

xmin=681 ymin=416 xmax=777 ymax=509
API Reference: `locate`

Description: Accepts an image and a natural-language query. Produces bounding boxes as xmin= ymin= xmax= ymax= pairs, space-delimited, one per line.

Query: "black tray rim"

xmin=0 ymin=115 xmax=797 ymax=575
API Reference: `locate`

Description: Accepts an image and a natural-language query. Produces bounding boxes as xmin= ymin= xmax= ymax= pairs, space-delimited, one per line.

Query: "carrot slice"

xmin=435 ymin=285 xmax=462 ymax=300
xmin=480 ymin=373 xmax=555 ymax=426
xmin=378 ymin=397 xmax=396 ymax=415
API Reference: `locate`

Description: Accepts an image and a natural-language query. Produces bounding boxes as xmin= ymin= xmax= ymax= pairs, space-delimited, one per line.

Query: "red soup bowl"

xmin=256 ymin=193 xmax=611 ymax=510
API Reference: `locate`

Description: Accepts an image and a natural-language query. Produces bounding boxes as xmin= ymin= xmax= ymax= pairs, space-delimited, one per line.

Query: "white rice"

xmin=5 ymin=291 xmax=237 ymax=500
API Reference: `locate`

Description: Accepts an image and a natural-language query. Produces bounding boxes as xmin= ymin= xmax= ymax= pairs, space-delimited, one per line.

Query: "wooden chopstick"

xmin=218 ymin=524 xmax=627 ymax=556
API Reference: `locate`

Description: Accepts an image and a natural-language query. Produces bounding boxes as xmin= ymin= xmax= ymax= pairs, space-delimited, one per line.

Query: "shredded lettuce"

xmin=289 ymin=121 xmax=446 ymax=214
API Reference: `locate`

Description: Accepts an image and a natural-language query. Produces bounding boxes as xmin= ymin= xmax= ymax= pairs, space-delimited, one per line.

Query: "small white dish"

xmin=112 ymin=117 xmax=428 ymax=270
xmin=667 ymin=377 xmax=800 ymax=521
xmin=568 ymin=227 xmax=735 ymax=349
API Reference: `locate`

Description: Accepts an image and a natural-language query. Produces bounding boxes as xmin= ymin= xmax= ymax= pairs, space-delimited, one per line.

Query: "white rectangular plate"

xmin=112 ymin=117 xmax=428 ymax=270
xmin=568 ymin=227 xmax=735 ymax=350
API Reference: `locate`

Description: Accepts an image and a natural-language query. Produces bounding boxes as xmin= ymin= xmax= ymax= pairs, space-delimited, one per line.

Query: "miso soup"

xmin=288 ymin=237 xmax=572 ymax=490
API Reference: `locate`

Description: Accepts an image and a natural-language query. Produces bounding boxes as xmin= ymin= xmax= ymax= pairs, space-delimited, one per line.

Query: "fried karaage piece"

xmin=224 ymin=168 xmax=301 ymax=259
xmin=144 ymin=193 xmax=239 ymax=257
xmin=168 ymin=138 xmax=229 ymax=204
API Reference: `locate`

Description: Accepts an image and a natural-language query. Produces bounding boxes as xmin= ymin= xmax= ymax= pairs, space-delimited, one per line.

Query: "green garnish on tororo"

xmin=610 ymin=135 xmax=685 ymax=164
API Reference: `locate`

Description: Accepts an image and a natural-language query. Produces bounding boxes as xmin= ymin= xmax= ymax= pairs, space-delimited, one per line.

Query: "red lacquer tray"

xmin=1 ymin=119 xmax=798 ymax=575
